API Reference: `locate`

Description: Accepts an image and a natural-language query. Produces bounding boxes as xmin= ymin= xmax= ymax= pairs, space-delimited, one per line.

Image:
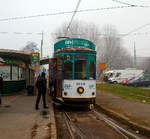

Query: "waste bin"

xmin=27 ymin=85 xmax=34 ymax=96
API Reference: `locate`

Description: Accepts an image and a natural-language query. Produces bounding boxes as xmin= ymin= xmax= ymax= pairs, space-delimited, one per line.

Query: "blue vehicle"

xmin=127 ymin=73 xmax=150 ymax=87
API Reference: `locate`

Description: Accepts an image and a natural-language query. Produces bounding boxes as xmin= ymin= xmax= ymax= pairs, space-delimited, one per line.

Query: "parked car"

xmin=121 ymin=77 xmax=136 ymax=85
xmin=121 ymin=79 xmax=129 ymax=85
xmin=127 ymin=77 xmax=150 ymax=87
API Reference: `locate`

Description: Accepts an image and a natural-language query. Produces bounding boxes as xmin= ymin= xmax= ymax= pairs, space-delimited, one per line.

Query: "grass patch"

xmin=97 ymin=83 xmax=150 ymax=103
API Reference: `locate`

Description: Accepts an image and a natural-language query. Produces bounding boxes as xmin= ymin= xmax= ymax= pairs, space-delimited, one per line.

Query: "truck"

xmin=104 ymin=68 xmax=144 ymax=84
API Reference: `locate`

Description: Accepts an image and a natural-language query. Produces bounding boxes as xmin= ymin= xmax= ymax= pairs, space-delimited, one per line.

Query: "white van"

xmin=107 ymin=68 xmax=144 ymax=84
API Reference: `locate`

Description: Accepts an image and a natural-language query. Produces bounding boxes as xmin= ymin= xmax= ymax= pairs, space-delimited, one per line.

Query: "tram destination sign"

xmin=54 ymin=38 xmax=95 ymax=51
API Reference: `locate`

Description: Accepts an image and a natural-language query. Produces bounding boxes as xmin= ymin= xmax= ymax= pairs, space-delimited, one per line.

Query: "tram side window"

xmin=75 ymin=60 xmax=87 ymax=79
xmin=64 ymin=61 xmax=72 ymax=79
xmin=89 ymin=62 xmax=96 ymax=79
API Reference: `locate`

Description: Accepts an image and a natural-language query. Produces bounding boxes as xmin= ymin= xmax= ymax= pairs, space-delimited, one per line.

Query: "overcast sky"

xmin=0 ymin=0 xmax=150 ymax=57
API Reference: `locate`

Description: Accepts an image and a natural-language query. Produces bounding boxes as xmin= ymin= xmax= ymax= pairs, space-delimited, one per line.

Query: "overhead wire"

xmin=0 ymin=5 xmax=148 ymax=22
xmin=112 ymin=0 xmax=138 ymax=6
xmin=125 ymin=22 xmax=150 ymax=36
xmin=112 ymin=0 xmax=150 ymax=7
xmin=0 ymin=32 xmax=46 ymax=35
xmin=65 ymin=0 xmax=82 ymax=36
xmin=1 ymin=31 xmax=150 ymax=36
xmin=0 ymin=3 xmax=150 ymax=37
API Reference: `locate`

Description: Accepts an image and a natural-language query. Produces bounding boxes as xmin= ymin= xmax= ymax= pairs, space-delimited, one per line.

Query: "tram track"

xmin=62 ymin=109 xmax=140 ymax=139
xmin=92 ymin=110 xmax=140 ymax=139
xmin=63 ymin=110 xmax=87 ymax=139
xmin=55 ymin=105 xmax=142 ymax=139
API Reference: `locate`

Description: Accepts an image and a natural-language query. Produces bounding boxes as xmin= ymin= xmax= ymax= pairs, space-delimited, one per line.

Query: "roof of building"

xmin=40 ymin=57 xmax=50 ymax=65
xmin=0 ymin=49 xmax=31 ymax=63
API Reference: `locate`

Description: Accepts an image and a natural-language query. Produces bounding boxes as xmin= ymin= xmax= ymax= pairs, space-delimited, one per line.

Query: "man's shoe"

xmin=35 ymin=107 xmax=39 ymax=110
xmin=43 ymin=106 xmax=48 ymax=109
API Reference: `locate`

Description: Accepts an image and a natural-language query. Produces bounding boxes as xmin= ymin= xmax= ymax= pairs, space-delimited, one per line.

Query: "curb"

xmin=49 ymin=98 xmax=57 ymax=139
xmin=97 ymin=105 xmax=150 ymax=138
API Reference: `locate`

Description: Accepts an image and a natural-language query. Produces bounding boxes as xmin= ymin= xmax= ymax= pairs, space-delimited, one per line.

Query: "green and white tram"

xmin=49 ymin=38 xmax=96 ymax=106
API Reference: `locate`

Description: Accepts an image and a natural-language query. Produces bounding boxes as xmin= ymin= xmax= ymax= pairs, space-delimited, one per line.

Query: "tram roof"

xmin=54 ymin=47 xmax=96 ymax=54
xmin=54 ymin=38 xmax=95 ymax=52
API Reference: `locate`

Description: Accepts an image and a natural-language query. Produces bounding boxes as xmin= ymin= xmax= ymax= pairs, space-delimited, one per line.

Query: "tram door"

xmin=56 ymin=56 xmax=63 ymax=97
xmin=49 ymin=58 xmax=56 ymax=95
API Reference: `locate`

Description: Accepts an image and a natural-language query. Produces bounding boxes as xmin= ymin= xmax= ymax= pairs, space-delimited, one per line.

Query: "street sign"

xmin=99 ymin=63 xmax=106 ymax=70
xmin=99 ymin=63 xmax=106 ymax=94
xmin=31 ymin=52 xmax=40 ymax=68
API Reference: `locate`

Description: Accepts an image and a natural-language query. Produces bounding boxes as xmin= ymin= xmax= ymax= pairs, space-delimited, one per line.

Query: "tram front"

xmin=54 ymin=38 xmax=96 ymax=105
xmin=63 ymin=53 xmax=96 ymax=105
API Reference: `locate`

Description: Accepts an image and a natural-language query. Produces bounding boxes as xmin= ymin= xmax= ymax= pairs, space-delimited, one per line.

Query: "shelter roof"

xmin=40 ymin=57 xmax=50 ymax=65
xmin=0 ymin=49 xmax=31 ymax=63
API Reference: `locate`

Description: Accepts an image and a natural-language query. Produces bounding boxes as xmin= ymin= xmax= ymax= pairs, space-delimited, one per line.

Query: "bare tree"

xmin=52 ymin=21 xmax=100 ymax=45
xmin=52 ymin=21 xmax=132 ymax=75
xmin=97 ymin=25 xmax=132 ymax=70
xmin=145 ymin=58 xmax=150 ymax=73
xmin=136 ymin=57 xmax=150 ymax=73
xmin=21 ymin=41 xmax=39 ymax=53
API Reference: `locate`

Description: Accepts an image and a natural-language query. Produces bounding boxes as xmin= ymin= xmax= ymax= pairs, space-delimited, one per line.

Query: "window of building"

xmin=19 ymin=68 xmax=25 ymax=80
xmin=0 ymin=66 xmax=10 ymax=80
xmin=12 ymin=66 xmax=18 ymax=80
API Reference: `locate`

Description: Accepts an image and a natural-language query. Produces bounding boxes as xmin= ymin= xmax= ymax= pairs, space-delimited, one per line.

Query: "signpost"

xmin=99 ymin=63 xmax=106 ymax=94
xmin=31 ymin=52 xmax=40 ymax=95
xmin=31 ymin=52 xmax=40 ymax=68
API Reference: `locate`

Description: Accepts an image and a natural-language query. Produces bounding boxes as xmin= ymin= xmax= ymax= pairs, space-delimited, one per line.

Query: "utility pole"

xmin=40 ymin=32 xmax=43 ymax=58
xmin=134 ymin=42 xmax=136 ymax=68
xmin=40 ymin=32 xmax=44 ymax=72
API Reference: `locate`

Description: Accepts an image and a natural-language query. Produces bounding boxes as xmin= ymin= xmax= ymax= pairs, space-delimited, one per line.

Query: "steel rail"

xmin=93 ymin=110 xmax=141 ymax=139
xmin=63 ymin=112 xmax=76 ymax=139
xmin=63 ymin=111 xmax=87 ymax=139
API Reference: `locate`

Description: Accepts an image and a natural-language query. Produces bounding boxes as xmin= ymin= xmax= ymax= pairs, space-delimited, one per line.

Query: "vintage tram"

xmin=49 ymin=38 xmax=96 ymax=106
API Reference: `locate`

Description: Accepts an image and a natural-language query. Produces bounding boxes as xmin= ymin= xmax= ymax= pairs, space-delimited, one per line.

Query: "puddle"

xmin=4 ymin=105 xmax=11 ymax=108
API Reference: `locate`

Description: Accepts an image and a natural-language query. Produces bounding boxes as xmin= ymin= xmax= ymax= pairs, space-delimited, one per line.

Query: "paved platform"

xmin=1 ymin=89 xmax=150 ymax=138
xmin=0 ymin=90 xmax=56 ymax=139
xmin=96 ymin=91 xmax=150 ymax=136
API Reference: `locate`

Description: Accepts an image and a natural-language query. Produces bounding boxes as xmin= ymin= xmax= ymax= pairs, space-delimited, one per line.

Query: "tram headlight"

xmin=64 ymin=92 xmax=68 ymax=96
xmin=92 ymin=92 xmax=95 ymax=96
xmin=77 ymin=87 xmax=84 ymax=94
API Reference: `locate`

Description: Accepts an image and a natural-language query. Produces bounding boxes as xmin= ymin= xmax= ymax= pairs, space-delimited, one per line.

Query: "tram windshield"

xmin=89 ymin=61 xmax=96 ymax=79
xmin=75 ymin=60 xmax=87 ymax=79
xmin=64 ymin=61 xmax=72 ymax=79
xmin=63 ymin=55 xmax=96 ymax=80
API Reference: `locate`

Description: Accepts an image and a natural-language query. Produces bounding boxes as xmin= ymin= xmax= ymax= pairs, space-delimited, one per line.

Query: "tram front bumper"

xmin=63 ymin=97 xmax=96 ymax=102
